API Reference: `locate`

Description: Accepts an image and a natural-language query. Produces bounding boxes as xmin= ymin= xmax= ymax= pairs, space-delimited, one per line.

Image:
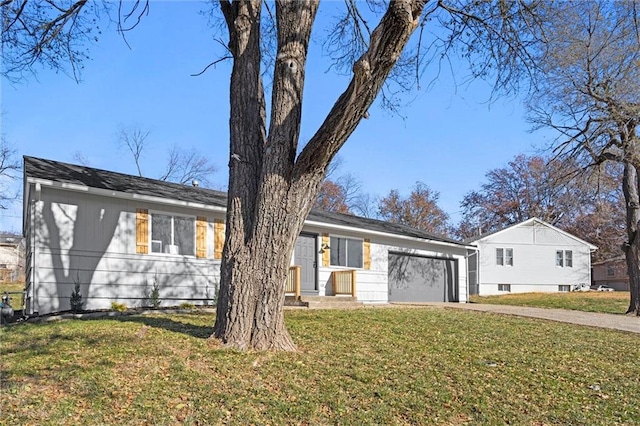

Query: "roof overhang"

xmin=472 ymin=217 xmax=598 ymax=251
xmin=26 ymin=176 xmax=227 ymax=213
xmin=28 ymin=175 xmax=475 ymax=251
xmin=303 ymin=219 xmax=476 ymax=251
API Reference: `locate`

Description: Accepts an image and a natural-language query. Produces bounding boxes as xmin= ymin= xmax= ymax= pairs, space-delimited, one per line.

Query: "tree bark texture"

xmin=622 ymin=162 xmax=640 ymax=315
xmin=214 ymin=0 xmax=427 ymax=350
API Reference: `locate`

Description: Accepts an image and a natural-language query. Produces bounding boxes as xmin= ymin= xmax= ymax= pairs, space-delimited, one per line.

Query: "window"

xmin=496 ymin=248 xmax=513 ymax=266
xmin=330 ymin=236 xmax=363 ymax=268
xmin=505 ymin=248 xmax=513 ymax=266
xmin=498 ymin=284 xmax=511 ymax=292
xmin=559 ymin=285 xmax=571 ymax=292
xmin=556 ymin=250 xmax=573 ymax=268
xmin=565 ymin=251 xmax=573 ymax=267
xmin=607 ymin=265 xmax=615 ymax=277
xmin=151 ymin=213 xmax=195 ymax=256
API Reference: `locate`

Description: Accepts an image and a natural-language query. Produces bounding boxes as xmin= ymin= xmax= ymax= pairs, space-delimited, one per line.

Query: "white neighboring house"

xmin=23 ymin=156 xmax=472 ymax=316
xmin=0 ymin=233 xmax=26 ymax=283
xmin=466 ymin=218 xmax=597 ymax=295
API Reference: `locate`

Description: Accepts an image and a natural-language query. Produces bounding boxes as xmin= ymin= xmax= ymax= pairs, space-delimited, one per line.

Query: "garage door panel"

xmin=388 ymin=253 xmax=458 ymax=302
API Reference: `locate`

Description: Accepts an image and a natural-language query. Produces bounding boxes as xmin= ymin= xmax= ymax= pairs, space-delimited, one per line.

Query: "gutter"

xmin=303 ymin=219 xmax=475 ymax=251
xmin=27 ymin=177 xmax=470 ymax=250
xmin=26 ymin=177 xmax=227 ymax=214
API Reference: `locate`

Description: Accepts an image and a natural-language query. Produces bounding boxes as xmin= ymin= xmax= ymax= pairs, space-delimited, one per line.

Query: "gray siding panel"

xmin=29 ymin=187 xmax=222 ymax=315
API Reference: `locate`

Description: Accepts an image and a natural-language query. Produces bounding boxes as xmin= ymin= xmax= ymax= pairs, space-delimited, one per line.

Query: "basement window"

xmin=558 ymin=285 xmax=571 ymax=292
xmin=498 ymin=284 xmax=511 ymax=292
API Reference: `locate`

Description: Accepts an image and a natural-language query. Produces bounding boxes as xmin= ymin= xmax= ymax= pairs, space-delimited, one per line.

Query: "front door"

xmin=294 ymin=233 xmax=317 ymax=293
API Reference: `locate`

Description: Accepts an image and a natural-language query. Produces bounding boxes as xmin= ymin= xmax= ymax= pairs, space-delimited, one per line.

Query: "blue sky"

xmin=1 ymin=1 xmax=551 ymax=232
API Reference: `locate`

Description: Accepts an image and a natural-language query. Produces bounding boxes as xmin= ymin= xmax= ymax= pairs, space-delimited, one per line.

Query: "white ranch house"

xmin=466 ymin=218 xmax=597 ymax=295
xmin=23 ymin=156 xmax=471 ymax=316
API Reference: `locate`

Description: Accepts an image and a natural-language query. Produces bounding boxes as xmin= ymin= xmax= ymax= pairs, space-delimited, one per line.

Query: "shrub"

xmin=205 ymin=280 xmax=218 ymax=306
xmin=149 ymin=275 xmax=161 ymax=308
xmin=111 ymin=302 xmax=127 ymax=312
xmin=70 ymin=274 xmax=83 ymax=313
xmin=179 ymin=302 xmax=196 ymax=310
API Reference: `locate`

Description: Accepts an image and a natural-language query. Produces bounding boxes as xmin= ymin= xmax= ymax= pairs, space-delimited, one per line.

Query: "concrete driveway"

xmin=411 ymin=302 xmax=640 ymax=334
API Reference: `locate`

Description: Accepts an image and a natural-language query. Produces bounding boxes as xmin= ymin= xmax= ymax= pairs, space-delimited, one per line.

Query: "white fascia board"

xmin=536 ymin=219 xmax=598 ymax=251
xmin=26 ymin=177 xmax=227 ymax=213
xmin=303 ymin=219 xmax=475 ymax=251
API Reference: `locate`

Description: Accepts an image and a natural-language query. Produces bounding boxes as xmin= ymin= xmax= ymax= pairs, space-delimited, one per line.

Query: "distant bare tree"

xmin=0 ymin=138 xmax=20 ymax=210
xmin=117 ymin=126 xmax=217 ymax=187
xmin=314 ymin=156 xmax=375 ymax=217
xmin=117 ymin=126 xmax=149 ymax=177
xmin=527 ymin=0 xmax=640 ymax=314
xmin=351 ymin=192 xmax=378 ymax=219
xmin=159 ymin=146 xmax=217 ymax=186
xmin=455 ymin=154 xmax=624 ymax=260
xmin=72 ymin=151 xmax=91 ymax=166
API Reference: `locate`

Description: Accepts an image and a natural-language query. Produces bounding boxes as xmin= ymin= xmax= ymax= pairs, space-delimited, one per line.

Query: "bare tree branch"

xmin=117 ymin=126 xmax=149 ymax=177
xmin=0 ymin=138 xmax=21 ymax=210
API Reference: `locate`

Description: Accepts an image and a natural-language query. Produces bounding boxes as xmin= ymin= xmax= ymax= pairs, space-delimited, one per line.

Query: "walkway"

xmin=408 ymin=302 xmax=640 ymax=334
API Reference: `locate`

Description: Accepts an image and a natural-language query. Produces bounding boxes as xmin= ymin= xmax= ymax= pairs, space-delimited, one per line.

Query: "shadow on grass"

xmin=107 ymin=314 xmax=213 ymax=339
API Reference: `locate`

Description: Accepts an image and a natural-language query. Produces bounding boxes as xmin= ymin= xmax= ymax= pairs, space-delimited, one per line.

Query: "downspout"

xmin=465 ymin=247 xmax=479 ymax=302
xmin=32 ymin=182 xmax=41 ymax=315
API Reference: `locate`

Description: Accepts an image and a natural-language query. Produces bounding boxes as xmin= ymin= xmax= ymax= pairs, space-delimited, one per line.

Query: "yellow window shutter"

xmin=364 ymin=239 xmax=371 ymax=270
xmin=214 ymin=218 xmax=225 ymax=259
xmin=322 ymin=233 xmax=330 ymax=267
xmin=196 ymin=216 xmax=207 ymax=258
xmin=136 ymin=208 xmax=149 ymax=254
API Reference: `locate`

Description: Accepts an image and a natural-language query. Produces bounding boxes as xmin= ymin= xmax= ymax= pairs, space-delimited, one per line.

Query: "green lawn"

xmin=0 ymin=282 xmax=25 ymax=308
xmin=1 ymin=308 xmax=638 ymax=425
xmin=470 ymin=291 xmax=631 ymax=314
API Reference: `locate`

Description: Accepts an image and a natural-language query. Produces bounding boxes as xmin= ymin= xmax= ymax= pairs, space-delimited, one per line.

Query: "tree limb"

xmin=295 ymin=0 xmax=425 ymax=179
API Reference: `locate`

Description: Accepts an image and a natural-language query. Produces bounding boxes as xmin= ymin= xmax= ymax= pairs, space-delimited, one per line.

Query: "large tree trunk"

xmin=622 ymin=161 xmax=640 ymax=315
xmin=213 ymin=0 xmax=426 ymax=351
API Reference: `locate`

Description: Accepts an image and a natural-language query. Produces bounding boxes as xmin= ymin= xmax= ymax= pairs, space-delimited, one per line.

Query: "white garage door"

xmin=388 ymin=253 xmax=458 ymax=302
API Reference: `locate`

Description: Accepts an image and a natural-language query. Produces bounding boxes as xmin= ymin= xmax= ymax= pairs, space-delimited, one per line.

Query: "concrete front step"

xmin=284 ymin=295 xmax=363 ymax=309
xmin=305 ymin=300 xmax=364 ymax=309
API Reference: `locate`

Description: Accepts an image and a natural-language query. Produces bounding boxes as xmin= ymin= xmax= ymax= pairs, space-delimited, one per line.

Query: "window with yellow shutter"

xmin=214 ymin=218 xmax=225 ymax=259
xmin=136 ymin=209 xmax=149 ymax=254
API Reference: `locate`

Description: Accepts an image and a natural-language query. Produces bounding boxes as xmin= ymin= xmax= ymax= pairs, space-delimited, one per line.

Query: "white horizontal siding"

xmin=31 ymin=186 xmax=472 ymax=314
xmin=482 ymin=283 xmax=568 ymax=295
xmin=33 ymin=247 xmax=220 ymax=314
xmin=316 ymin=237 xmax=469 ymax=303
xmin=477 ymin=221 xmax=593 ymax=295
xmin=30 ymin=187 xmax=224 ymax=315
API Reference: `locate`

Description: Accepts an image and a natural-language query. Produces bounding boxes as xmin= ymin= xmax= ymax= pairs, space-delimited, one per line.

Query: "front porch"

xmin=285 ymin=266 xmax=362 ymax=308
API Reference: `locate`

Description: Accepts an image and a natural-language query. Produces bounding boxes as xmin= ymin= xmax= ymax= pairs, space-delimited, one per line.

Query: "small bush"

xmin=70 ymin=275 xmax=83 ymax=313
xmin=111 ymin=302 xmax=127 ymax=312
xmin=149 ymin=275 xmax=161 ymax=308
xmin=179 ymin=302 xmax=196 ymax=310
xmin=208 ymin=280 xmax=219 ymax=305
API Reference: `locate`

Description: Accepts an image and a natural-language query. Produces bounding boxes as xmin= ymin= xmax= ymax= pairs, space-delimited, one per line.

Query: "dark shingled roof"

xmin=25 ymin=156 xmax=465 ymax=247
xmin=25 ymin=156 xmax=227 ymax=208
